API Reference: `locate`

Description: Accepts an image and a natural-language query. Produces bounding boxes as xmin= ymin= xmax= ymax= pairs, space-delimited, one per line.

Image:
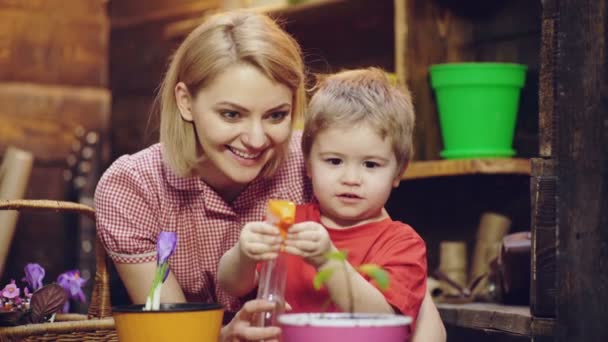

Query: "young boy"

xmin=218 ymin=68 xmax=427 ymax=325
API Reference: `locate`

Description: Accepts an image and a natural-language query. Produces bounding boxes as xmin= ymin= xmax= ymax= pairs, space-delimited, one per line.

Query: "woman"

xmin=95 ymin=10 xmax=444 ymax=341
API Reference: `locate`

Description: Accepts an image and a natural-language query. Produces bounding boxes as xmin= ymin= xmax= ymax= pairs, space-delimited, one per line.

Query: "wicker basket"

xmin=0 ymin=199 xmax=117 ymax=341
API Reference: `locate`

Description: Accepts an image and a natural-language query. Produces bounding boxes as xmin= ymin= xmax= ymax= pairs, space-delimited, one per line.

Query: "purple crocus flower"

xmin=157 ymin=231 xmax=177 ymax=265
xmin=57 ymin=270 xmax=87 ymax=313
xmin=22 ymin=263 xmax=45 ymax=291
xmin=1 ymin=280 xmax=20 ymax=299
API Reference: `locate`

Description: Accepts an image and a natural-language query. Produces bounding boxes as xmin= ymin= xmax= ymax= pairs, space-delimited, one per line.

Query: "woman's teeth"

xmin=229 ymin=147 xmax=262 ymax=160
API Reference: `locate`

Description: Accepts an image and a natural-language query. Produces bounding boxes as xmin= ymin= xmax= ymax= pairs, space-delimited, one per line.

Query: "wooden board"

xmin=402 ymin=158 xmax=531 ymax=180
xmin=0 ymin=0 xmax=108 ymax=15
xmin=0 ymin=5 xmax=108 ymax=87
xmin=552 ymin=0 xmax=608 ymax=340
xmin=538 ymin=0 xmax=557 ymax=158
xmin=110 ymin=0 xmax=221 ymax=29
xmin=0 ymin=83 xmax=110 ymax=163
xmin=438 ymin=303 xmax=531 ymax=336
xmin=530 ymin=158 xmax=556 ymax=317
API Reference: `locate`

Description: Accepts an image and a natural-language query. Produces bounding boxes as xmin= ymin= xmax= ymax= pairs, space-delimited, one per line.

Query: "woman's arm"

xmin=219 ymin=221 xmax=283 ymax=297
xmin=217 ymin=244 xmax=259 ymax=297
xmin=411 ymin=291 xmax=447 ymax=342
xmin=114 ymin=261 xmax=186 ymax=304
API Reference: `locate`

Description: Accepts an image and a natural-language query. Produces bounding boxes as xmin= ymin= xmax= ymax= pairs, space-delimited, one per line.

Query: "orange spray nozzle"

xmin=267 ymin=199 xmax=296 ymax=240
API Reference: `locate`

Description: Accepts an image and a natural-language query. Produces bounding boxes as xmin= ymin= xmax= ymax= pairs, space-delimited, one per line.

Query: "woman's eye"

xmin=267 ymin=111 xmax=289 ymax=121
xmin=325 ymin=158 xmax=342 ymax=165
xmin=220 ymin=111 xmax=240 ymax=120
xmin=364 ymin=161 xmax=380 ymax=168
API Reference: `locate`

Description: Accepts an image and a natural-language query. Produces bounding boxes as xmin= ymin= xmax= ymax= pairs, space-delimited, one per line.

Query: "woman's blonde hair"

xmin=302 ymin=68 xmax=415 ymax=173
xmin=159 ymin=11 xmax=306 ymax=177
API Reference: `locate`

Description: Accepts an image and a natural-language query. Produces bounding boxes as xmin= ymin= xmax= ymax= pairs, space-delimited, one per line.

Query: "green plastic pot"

xmin=429 ymin=62 xmax=527 ymax=159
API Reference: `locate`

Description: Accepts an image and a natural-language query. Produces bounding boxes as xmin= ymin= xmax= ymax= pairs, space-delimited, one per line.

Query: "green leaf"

xmin=326 ymin=250 xmax=348 ymax=261
xmin=313 ymin=268 xmax=335 ymax=290
xmin=358 ymin=264 xmax=390 ymax=291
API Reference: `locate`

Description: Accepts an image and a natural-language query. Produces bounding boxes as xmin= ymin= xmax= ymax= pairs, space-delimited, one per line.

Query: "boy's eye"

xmin=325 ymin=158 xmax=342 ymax=165
xmin=267 ymin=111 xmax=289 ymax=121
xmin=220 ymin=111 xmax=240 ymax=120
xmin=364 ymin=161 xmax=380 ymax=168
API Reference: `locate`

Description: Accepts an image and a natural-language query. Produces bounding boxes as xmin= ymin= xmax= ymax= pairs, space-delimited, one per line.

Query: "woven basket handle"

xmin=0 ymin=199 xmax=111 ymax=319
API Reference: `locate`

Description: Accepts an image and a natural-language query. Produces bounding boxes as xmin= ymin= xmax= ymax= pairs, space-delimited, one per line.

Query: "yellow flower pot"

xmin=112 ymin=303 xmax=224 ymax=342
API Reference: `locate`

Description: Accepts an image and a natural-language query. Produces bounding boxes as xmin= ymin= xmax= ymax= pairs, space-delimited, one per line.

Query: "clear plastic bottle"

xmin=255 ymin=253 xmax=288 ymax=327
xmin=254 ymin=199 xmax=295 ymax=327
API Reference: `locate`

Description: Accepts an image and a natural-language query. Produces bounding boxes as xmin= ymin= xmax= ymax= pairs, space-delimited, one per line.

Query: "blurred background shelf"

xmin=402 ymin=158 xmax=531 ymax=181
xmin=437 ymin=302 xmax=555 ymax=340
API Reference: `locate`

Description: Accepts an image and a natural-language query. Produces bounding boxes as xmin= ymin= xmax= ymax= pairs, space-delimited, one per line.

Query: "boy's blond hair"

xmin=158 ymin=11 xmax=306 ymax=177
xmin=302 ymin=67 xmax=415 ymax=173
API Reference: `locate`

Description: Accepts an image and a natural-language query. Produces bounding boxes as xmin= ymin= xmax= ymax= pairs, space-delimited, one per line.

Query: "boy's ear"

xmin=175 ymin=82 xmax=194 ymax=122
xmin=393 ymin=161 xmax=408 ymax=187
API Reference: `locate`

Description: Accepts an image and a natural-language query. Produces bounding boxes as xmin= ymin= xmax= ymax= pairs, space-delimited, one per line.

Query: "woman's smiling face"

xmin=176 ymin=63 xmax=293 ymax=196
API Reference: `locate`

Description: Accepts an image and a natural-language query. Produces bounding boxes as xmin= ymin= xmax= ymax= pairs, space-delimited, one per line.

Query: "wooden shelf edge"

xmin=163 ymin=0 xmax=346 ymax=40
xmin=402 ymin=158 xmax=531 ymax=181
xmin=437 ymin=303 xmax=532 ymax=336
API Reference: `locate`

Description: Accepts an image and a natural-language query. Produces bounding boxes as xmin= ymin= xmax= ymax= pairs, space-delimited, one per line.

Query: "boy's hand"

xmin=284 ymin=221 xmax=335 ymax=268
xmin=239 ymin=222 xmax=282 ymax=261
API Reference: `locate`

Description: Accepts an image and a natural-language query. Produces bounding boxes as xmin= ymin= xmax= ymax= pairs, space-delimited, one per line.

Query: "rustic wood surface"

xmin=530 ymin=158 xmax=557 ymax=317
xmin=0 ymin=83 xmax=110 ymax=163
xmin=111 ymin=0 xmax=220 ymax=29
xmin=438 ymin=302 xmax=532 ymax=336
xmin=0 ymin=2 xmax=108 ymax=87
xmin=402 ymin=158 xmax=531 ymax=180
xmin=552 ymin=0 xmax=608 ymax=340
xmin=538 ymin=1 xmax=557 ymax=158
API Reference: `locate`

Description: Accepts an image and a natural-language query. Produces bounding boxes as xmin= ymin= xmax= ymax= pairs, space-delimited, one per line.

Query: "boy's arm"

xmin=217 ymin=243 xmax=259 ymax=297
xmin=411 ymin=291 xmax=447 ymax=342
xmin=319 ymin=255 xmax=395 ymax=313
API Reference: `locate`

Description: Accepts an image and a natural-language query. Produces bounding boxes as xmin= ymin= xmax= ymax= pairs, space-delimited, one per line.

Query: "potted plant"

xmin=112 ymin=232 xmax=224 ymax=342
xmin=278 ymin=251 xmax=412 ymax=342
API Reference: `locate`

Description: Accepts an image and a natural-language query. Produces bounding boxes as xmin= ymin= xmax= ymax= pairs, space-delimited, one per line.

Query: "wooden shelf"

xmin=402 ymin=158 xmax=531 ymax=181
xmin=437 ymin=303 xmax=555 ymax=337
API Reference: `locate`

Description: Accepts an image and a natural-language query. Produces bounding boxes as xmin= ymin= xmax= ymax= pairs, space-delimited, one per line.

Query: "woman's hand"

xmin=284 ymin=221 xmax=335 ymax=268
xmin=239 ymin=222 xmax=282 ymax=261
xmin=220 ymin=300 xmax=282 ymax=342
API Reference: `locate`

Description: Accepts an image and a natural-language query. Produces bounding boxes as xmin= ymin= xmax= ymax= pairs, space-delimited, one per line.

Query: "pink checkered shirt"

xmin=94 ymin=132 xmax=312 ymax=315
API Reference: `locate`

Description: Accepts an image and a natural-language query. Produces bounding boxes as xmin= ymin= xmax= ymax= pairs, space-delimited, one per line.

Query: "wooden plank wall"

xmin=0 ymin=1 xmax=110 ymax=307
xmin=109 ymin=0 xmax=222 ymax=161
xmin=549 ymin=0 xmax=608 ymax=340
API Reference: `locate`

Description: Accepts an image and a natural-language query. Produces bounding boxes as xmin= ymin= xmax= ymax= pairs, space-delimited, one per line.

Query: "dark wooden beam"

xmin=552 ymin=0 xmax=608 ymax=340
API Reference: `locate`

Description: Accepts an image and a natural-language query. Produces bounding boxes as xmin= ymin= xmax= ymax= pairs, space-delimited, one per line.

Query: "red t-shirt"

xmin=284 ymin=203 xmax=427 ymax=323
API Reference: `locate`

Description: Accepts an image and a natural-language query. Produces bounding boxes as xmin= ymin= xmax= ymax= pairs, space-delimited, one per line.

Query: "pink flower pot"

xmin=279 ymin=313 xmax=412 ymax=342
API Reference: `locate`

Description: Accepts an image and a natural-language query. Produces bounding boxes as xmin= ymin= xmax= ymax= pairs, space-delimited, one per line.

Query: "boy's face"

xmin=307 ymin=124 xmax=401 ymax=229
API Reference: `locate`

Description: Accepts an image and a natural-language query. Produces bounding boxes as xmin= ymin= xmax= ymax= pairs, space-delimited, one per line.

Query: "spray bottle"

xmin=255 ymin=199 xmax=295 ymax=327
